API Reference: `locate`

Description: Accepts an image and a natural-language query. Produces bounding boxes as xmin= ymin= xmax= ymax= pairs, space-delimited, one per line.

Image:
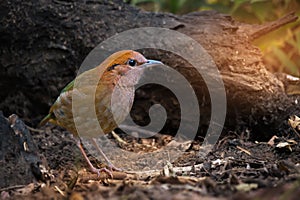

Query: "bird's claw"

xmin=107 ymin=163 xmax=123 ymax=172
xmin=90 ymin=166 xmax=114 ymax=178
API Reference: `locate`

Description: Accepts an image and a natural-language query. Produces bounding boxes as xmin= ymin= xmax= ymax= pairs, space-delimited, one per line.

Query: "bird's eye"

xmin=127 ymin=59 xmax=137 ymax=67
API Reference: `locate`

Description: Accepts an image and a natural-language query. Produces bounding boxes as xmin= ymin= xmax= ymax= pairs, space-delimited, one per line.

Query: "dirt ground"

xmin=1 ymin=118 xmax=300 ymax=200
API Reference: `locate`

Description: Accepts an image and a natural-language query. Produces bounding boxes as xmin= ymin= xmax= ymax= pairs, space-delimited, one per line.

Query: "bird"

xmin=40 ymin=50 xmax=162 ymax=177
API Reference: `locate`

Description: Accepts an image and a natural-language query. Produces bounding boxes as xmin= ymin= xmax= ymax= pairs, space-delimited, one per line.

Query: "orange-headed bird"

xmin=40 ymin=50 xmax=161 ymax=176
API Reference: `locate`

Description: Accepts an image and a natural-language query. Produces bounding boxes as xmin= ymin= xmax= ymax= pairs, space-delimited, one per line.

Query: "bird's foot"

xmin=107 ymin=162 xmax=122 ymax=172
xmin=90 ymin=166 xmax=114 ymax=178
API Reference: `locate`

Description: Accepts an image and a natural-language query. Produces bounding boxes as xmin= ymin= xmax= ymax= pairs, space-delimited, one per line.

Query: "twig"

xmin=125 ymin=163 xmax=204 ymax=180
xmin=54 ymin=186 xmax=66 ymax=197
xmin=0 ymin=185 xmax=26 ymax=192
xmin=80 ymin=163 xmax=205 ymax=182
xmin=80 ymin=171 xmax=127 ymax=182
xmin=111 ymin=131 xmax=127 ymax=145
xmin=118 ymin=124 xmax=159 ymax=138
xmin=25 ymin=125 xmax=44 ymax=133
xmin=236 ymin=145 xmax=252 ymax=156
xmin=248 ymin=11 xmax=298 ymax=40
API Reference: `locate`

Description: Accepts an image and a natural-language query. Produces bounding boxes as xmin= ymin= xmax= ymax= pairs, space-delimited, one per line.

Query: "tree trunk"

xmin=0 ymin=0 xmax=299 ymax=140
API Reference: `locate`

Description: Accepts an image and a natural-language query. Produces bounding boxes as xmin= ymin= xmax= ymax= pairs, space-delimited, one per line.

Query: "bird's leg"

xmin=91 ymin=138 xmax=122 ymax=171
xmin=76 ymin=140 xmax=113 ymax=178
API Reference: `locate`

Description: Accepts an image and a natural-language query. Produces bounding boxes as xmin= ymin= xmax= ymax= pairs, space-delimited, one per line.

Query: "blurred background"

xmin=125 ymin=0 xmax=300 ymax=77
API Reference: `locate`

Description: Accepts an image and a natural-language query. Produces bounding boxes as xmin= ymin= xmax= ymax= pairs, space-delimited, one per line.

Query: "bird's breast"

xmin=52 ymin=82 xmax=136 ymax=137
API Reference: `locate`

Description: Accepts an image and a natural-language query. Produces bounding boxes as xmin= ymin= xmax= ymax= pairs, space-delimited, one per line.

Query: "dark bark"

xmin=0 ymin=0 xmax=299 ymax=140
xmin=0 ymin=112 xmax=48 ymax=188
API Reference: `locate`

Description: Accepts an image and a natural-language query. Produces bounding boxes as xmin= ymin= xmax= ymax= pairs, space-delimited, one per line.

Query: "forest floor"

xmin=1 ymin=120 xmax=300 ymax=200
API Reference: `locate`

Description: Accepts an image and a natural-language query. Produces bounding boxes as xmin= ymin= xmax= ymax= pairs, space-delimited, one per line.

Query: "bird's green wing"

xmin=40 ymin=80 xmax=74 ymax=126
xmin=61 ymin=79 xmax=74 ymax=93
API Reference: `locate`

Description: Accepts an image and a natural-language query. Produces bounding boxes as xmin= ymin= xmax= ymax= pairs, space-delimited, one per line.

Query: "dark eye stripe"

xmin=107 ymin=63 xmax=119 ymax=71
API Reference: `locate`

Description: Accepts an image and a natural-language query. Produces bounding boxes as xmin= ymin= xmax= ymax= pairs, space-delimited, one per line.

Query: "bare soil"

xmin=1 ymin=121 xmax=300 ymax=199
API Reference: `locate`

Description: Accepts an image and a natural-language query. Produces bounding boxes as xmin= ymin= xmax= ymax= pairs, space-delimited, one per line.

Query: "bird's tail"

xmin=39 ymin=113 xmax=57 ymax=127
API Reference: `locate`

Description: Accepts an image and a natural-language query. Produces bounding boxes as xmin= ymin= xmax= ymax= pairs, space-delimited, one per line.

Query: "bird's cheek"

xmin=119 ymin=66 xmax=132 ymax=75
xmin=112 ymin=76 xmax=121 ymax=87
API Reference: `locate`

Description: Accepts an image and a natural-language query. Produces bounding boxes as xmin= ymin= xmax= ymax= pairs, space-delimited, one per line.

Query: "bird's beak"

xmin=146 ymin=59 xmax=163 ymax=65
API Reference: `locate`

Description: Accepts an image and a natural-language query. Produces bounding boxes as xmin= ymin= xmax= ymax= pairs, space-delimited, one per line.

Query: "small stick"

xmin=236 ymin=145 xmax=252 ymax=156
xmin=249 ymin=11 xmax=298 ymax=40
xmin=0 ymin=185 xmax=26 ymax=192
xmin=25 ymin=125 xmax=44 ymax=133
xmin=118 ymin=125 xmax=158 ymax=138
xmin=80 ymin=171 xmax=127 ymax=182
xmin=54 ymin=186 xmax=66 ymax=197
xmin=111 ymin=131 xmax=128 ymax=145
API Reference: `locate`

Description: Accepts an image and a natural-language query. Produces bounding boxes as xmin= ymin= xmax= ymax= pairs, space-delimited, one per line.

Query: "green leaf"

xmin=250 ymin=0 xmax=267 ymax=3
xmin=296 ymin=31 xmax=300 ymax=55
xmin=251 ymin=1 xmax=272 ymax=22
xmin=230 ymin=0 xmax=250 ymax=14
xmin=273 ymin=47 xmax=298 ymax=75
xmin=130 ymin=0 xmax=156 ymax=5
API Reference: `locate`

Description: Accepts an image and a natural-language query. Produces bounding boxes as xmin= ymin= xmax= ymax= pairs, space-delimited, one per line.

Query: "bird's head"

xmin=93 ymin=50 xmax=162 ymax=126
xmin=100 ymin=50 xmax=162 ymax=87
